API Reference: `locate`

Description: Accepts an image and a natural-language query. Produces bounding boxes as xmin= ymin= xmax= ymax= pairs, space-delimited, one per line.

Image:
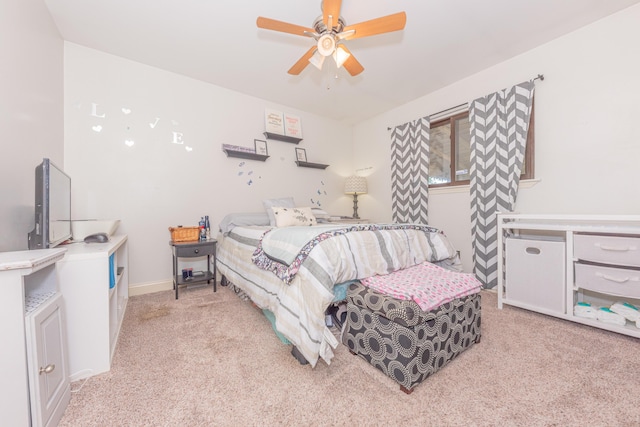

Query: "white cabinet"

xmin=497 ymin=214 xmax=640 ymax=338
xmin=58 ymin=235 xmax=128 ymax=381
xmin=26 ymin=293 xmax=70 ymax=427
xmin=0 ymin=248 xmax=70 ymax=427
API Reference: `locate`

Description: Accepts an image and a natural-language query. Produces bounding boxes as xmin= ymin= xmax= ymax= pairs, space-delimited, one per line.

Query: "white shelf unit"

xmin=0 ymin=248 xmax=71 ymax=427
xmin=58 ymin=235 xmax=129 ymax=381
xmin=497 ymin=214 xmax=640 ymax=339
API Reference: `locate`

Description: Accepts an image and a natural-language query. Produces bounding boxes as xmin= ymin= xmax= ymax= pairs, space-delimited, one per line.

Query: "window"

xmin=428 ymin=106 xmax=535 ymax=187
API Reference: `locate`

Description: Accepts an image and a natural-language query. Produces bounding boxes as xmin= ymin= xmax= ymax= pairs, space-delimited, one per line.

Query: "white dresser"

xmin=497 ymin=214 xmax=640 ymax=338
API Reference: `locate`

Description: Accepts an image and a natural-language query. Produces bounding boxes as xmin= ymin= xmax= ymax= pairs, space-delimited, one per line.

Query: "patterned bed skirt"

xmin=342 ymin=281 xmax=482 ymax=393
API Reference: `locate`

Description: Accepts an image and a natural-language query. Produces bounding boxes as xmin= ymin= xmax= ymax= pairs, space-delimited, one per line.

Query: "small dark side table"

xmin=169 ymin=238 xmax=217 ymax=299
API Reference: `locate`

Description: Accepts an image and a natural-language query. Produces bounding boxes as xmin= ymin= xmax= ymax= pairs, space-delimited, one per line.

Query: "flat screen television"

xmin=28 ymin=158 xmax=72 ymax=249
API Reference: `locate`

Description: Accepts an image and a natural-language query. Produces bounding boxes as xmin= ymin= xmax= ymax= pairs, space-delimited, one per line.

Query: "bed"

xmin=216 ymin=209 xmax=462 ymax=368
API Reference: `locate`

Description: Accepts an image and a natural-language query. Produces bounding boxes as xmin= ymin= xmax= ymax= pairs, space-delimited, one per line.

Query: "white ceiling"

xmin=44 ymin=0 xmax=640 ymax=125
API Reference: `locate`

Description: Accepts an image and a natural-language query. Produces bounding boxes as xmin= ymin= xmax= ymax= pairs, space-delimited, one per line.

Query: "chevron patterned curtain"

xmin=469 ymin=81 xmax=535 ymax=288
xmin=390 ymin=116 xmax=430 ymax=224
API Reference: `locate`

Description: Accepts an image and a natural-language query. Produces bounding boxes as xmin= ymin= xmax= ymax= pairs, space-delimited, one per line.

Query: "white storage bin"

xmin=574 ymin=263 xmax=640 ymax=298
xmin=574 ymin=234 xmax=640 ymax=267
xmin=505 ymin=237 xmax=566 ymax=314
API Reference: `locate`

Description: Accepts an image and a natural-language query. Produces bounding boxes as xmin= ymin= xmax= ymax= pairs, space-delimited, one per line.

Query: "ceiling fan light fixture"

xmin=309 ymin=50 xmax=326 ymax=70
xmin=317 ymin=34 xmax=336 ymax=56
xmin=333 ymin=45 xmax=350 ymax=68
xmin=257 ymin=2 xmax=406 ymax=76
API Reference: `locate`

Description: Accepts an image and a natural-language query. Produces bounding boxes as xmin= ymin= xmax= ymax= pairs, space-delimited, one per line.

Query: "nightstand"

xmin=169 ymin=238 xmax=217 ymax=299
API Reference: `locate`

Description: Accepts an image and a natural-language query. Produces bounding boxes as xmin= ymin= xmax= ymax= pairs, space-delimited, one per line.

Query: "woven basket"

xmin=169 ymin=226 xmax=200 ymax=242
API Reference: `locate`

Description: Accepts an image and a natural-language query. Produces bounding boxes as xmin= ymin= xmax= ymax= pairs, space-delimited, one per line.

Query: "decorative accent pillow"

xmin=272 ymin=207 xmax=317 ymax=227
xmin=263 ymin=197 xmax=296 ymax=226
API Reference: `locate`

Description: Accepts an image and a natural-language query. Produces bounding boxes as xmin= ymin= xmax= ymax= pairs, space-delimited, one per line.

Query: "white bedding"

xmin=216 ymin=223 xmax=460 ymax=367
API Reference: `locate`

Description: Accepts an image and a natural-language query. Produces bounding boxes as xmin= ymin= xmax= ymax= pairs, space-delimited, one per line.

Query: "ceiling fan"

xmin=256 ymin=0 xmax=406 ymax=76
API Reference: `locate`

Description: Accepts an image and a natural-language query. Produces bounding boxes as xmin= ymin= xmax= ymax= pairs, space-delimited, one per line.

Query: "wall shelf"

xmin=295 ymin=161 xmax=329 ymax=169
xmin=263 ymin=132 xmax=302 ymax=144
xmin=223 ymin=148 xmax=269 ymax=162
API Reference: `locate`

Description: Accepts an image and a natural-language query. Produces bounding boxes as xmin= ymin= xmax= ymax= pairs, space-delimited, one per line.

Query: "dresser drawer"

xmin=574 ymin=234 xmax=640 ymax=267
xmin=575 ymin=263 xmax=640 ymax=298
xmin=173 ymin=242 xmax=216 ymax=258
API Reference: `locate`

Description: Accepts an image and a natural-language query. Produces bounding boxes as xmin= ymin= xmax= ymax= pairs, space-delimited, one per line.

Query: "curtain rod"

xmin=387 ymin=73 xmax=544 ymax=130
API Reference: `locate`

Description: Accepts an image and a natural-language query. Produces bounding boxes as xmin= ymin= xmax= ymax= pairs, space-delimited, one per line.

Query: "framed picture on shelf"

xmin=284 ymin=114 xmax=302 ymax=138
xmin=254 ymin=139 xmax=268 ymax=156
xmin=265 ymin=109 xmax=284 ymax=135
xmin=295 ymin=147 xmax=307 ymax=162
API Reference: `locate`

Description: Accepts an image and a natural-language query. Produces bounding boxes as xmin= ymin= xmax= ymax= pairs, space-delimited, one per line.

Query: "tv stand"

xmin=58 ymin=235 xmax=129 ymax=380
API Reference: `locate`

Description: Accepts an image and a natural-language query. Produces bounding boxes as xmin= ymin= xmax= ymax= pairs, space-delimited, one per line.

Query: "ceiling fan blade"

xmin=342 ymin=11 xmax=406 ymax=40
xmin=288 ymin=46 xmax=317 ymax=75
xmin=257 ymin=17 xmax=315 ymax=37
xmin=323 ymin=0 xmax=342 ymax=28
xmin=339 ymin=45 xmax=364 ymax=76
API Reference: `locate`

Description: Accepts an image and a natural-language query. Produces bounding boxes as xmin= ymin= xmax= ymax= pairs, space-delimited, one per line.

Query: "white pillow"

xmin=263 ymin=197 xmax=296 ymax=226
xmin=218 ymin=212 xmax=271 ymax=234
xmin=272 ymin=207 xmax=317 ymax=227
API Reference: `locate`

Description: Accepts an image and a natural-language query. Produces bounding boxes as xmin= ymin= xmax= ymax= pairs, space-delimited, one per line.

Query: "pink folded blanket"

xmin=360 ymin=262 xmax=482 ymax=312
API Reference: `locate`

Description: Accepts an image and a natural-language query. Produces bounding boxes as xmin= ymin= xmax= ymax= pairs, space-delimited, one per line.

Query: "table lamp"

xmin=344 ymin=175 xmax=367 ymax=219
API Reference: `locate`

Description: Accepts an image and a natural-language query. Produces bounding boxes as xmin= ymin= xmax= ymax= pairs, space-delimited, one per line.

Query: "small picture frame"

xmin=254 ymin=139 xmax=268 ymax=156
xmin=295 ymin=147 xmax=307 ymax=162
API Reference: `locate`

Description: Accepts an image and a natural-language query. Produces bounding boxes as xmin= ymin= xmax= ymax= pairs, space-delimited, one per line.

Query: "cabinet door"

xmin=25 ymin=293 xmax=70 ymax=427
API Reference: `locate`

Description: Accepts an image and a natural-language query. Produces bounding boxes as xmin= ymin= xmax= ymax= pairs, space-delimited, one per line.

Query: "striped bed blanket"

xmin=252 ymin=223 xmax=450 ymax=284
xmin=216 ymin=223 xmax=459 ymax=367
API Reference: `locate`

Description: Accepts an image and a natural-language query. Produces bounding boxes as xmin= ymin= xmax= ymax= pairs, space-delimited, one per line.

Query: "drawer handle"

xmin=39 ymin=364 xmax=55 ymax=375
xmin=595 ymin=243 xmax=636 ymax=252
xmin=194 ymin=249 xmax=199 ymax=254
xmin=595 ymin=272 xmax=640 ymax=283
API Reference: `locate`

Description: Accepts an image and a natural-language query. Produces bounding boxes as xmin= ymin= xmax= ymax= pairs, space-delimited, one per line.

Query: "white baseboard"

xmin=128 ymin=280 xmax=173 ymax=296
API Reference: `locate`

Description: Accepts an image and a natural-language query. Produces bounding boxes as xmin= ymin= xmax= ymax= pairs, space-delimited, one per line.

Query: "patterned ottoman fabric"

xmin=342 ymin=281 xmax=481 ymax=393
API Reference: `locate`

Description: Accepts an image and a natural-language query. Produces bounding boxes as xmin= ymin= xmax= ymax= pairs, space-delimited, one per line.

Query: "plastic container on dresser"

xmin=0 ymin=248 xmax=71 ymax=427
xmin=497 ymin=213 xmax=640 ymax=339
xmin=57 ymin=234 xmax=129 ymax=381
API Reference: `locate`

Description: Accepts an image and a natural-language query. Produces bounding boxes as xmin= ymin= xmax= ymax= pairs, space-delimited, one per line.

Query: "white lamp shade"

xmin=333 ymin=46 xmax=350 ymax=68
xmin=309 ymin=51 xmax=325 ymax=70
xmin=344 ymin=175 xmax=367 ymax=195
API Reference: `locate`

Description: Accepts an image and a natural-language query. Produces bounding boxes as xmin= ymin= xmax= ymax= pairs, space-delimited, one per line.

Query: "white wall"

xmin=0 ymin=0 xmax=63 ymax=251
xmin=353 ymin=4 xmax=640 ymax=273
xmin=63 ymin=43 xmax=354 ymax=291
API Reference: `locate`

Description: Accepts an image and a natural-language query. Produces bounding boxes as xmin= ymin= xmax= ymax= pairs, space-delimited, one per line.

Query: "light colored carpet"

xmin=59 ymin=285 xmax=640 ymax=427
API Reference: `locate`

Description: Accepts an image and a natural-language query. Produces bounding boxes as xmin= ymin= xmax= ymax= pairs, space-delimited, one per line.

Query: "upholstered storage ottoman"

xmin=342 ymin=281 xmax=481 ymax=394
